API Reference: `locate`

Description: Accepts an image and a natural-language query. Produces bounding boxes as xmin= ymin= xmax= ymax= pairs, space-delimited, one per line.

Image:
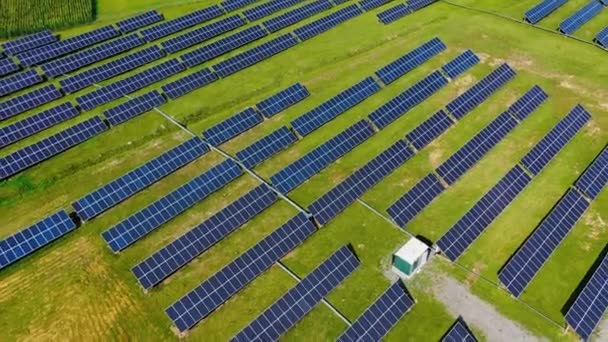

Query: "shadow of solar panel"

xmin=596 ymin=27 xmax=608 ymax=48
xmin=0 ymin=210 xmax=76 ymax=270
xmin=101 ymin=159 xmax=242 ymax=253
xmin=104 ymin=90 xmax=166 ymax=126
xmin=387 ymin=173 xmax=445 ymax=227
xmin=441 ymin=49 xmax=480 ymax=79
xmin=213 ymin=33 xmax=298 ymax=77
xmin=0 ymin=116 xmax=107 ymax=180
xmin=161 ymin=68 xmax=218 ymax=99
xmin=1 ymin=30 xmax=57 ymax=55
xmin=360 ymin=0 xmax=393 ymax=11
xmin=236 ymin=126 xmax=298 ymax=168
xmin=133 ymin=184 xmax=277 ymax=289
xmin=165 ymin=213 xmax=316 ymax=332
xmin=0 ymin=53 xmax=4 ymax=59
xmin=232 ymin=245 xmax=359 ymax=341
xmin=337 ymin=281 xmax=415 ymax=342
xmin=375 ymin=37 xmax=445 ymax=85
xmin=524 ymin=0 xmax=567 ymax=24
xmin=203 ymin=108 xmax=263 ymax=145
xmin=244 ymin=0 xmax=305 ymax=21
xmin=406 ymin=110 xmax=453 ymax=150
xmin=446 ymin=64 xmax=516 ymax=119
xmin=60 ymin=46 xmax=166 ymax=93
xmin=369 ymin=70 xmax=448 ymax=129
xmin=180 ymin=26 xmax=268 ymax=67
xmin=294 ymin=4 xmax=363 ymax=41
xmin=256 ymin=82 xmax=309 ymax=118
xmin=291 ymin=77 xmax=381 ymax=136
xmin=141 ymin=6 xmax=224 ymax=41
xmin=575 ymin=147 xmax=608 ymax=200
xmin=0 ymin=84 xmax=63 ymax=121
xmin=0 ymin=102 xmax=79 ymax=148
xmin=0 ymin=57 xmax=20 ymax=77
xmin=558 ymin=1 xmax=603 ymax=35
xmin=309 ymin=140 xmax=414 ymax=225
xmin=222 ymin=0 xmax=259 ymax=11
xmin=263 ymin=0 xmax=333 ymax=33
xmin=377 ymin=4 xmax=411 ymax=24
xmin=161 ymin=15 xmax=246 ymax=54
xmin=409 ymin=0 xmax=437 ymax=11
xmin=271 ymin=120 xmax=375 ymax=193
xmin=507 ymin=85 xmax=548 ymax=121
xmin=521 ymin=104 xmax=591 ymax=175
xmin=437 ymin=165 xmax=532 ymax=261
xmin=116 ymin=10 xmax=164 ymax=33
xmin=498 ymin=189 xmax=589 ymax=297
xmin=441 ymin=317 xmax=478 ymax=342
xmin=0 ymin=69 xmax=43 ymax=96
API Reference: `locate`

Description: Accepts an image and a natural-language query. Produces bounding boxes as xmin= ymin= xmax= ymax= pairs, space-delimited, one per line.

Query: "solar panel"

xmin=446 ymin=64 xmax=516 ymax=119
xmin=437 ymin=165 xmax=532 ymax=261
xmin=202 ymin=107 xmax=263 ymax=146
xmin=236 ymin=126 xmax=298 ymax=168
xmin=132 ymin=184 xmax=277 ymax=289
xmin=161 ymin=68 xmax=219 ymax=99
xmin=104 ymin=90 xmax=167 ymax=126
xmin=60 ymin=45 xmax=167 ymax=93
xmin=359 ymin=0 xmax=393 ymax=11
xmin=520 ymin=104 xmax=591 ymax=175
xmin=291 ymin=77 xmax=381 ymax=136
xmin=262 ymin=0 xmax=333 ymax=33
xmin=73 ymin=137 xmax=208 ymax=221
xmin=293 ymin=4 xmax=363 ymax=41
xmin=575 ymin=147 xmax=608 ymax=200
xmin=0 ymin=84 xmax=63 ymax=121
xmin=221 ymin=0 xmax=259 ymax=11
xmin=441 ymin=49 xmax=480 ymax=79
xmin=369 ymin=70 xmax=449 ymax=129
xmin=0 ymin=57 xmax=21 ymax=77
xmin=337 ymin=281 xmax=415 ymax=342
xmin=101 ymin=159 xmax=242 ymax=253
xmin=116 ymin=10 xmax=164 ymax=33
xmin=442 ymin=318 xmax=478 ymax=342
xmin=180 ymin=26 xmax=268 ymax=67
xmin=1 ymin=30 xmax=57 ymax=55
xmin=140 ymin=6 xmax=224 ymax=41
xmin=40 ymin=34 xmax=145 ymax=78
xmin=0 ymin=116 xmax=107 ymax=180
xmin=375 ymin=37 xmax=445 ymax=85
xmin=498 ymin=189 xmax=589 ymax=297
xmin=0 ymin=69 xmax=43 ymax=96
xmin=507 ymin=85 xmax=548 ymax=121
xmin=596 ymin=26 xmax=608 ymax=48
xmin=271 ymin=120 xmax=375 ymax=193
xmin=161 ymin=15 xmax=246 ymax=54
xmin=213 ymin=33 xmax=298 ymax=77
xmin=406 ymin=110 xmax=454 ymax=151
xmin=524 ymin=0 xmax=568 ymax=24
xmin=309 ymin=140 xmax=414 ymax=225
xmin=165 ymin=213 xmax=316 ymax=332
xmin=232 ymin=245 xmax=359 ymax=341
xmin=0 ymin=210 xmax=76 ymax=270
xmin=565 ymin=252 xmax=608 ymax=341
xmin=256 ymin=82 xmax=309 ymax=118
xmin=0 ymin=102 xmax=80 ymax=148
xmin=408 ymin=0 xmax=437 ymax=11
xmin=244 ymin=0 xmax=305 ymax=21
xmin=377 ymin=4 xmax=411 ymax=25
xmin=558 ymin=1 xmax=603 ymax=35
xmin=76 ymin=58 xmax=185 ymax=111
xmin=387 ymin=173 xmax=445 ymax=227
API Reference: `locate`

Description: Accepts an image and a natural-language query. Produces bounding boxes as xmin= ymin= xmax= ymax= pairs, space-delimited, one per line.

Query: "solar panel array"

xmin=161 ymin=15 xmax=246 ymax=54
xmin=406 ymin=110 xmax=454 ymax=150
xmin=409 ymin=0 xmax=437 ymax=11
xmin=359 ymin=0 xmax=393 ymax=11
xmin=507 ymin=85 xmax=548 ymax=121
xmin=387 ymin=174 xmax=445 ymax=227
xmin=0 ymin=210 xmax=76 ymax=270
xmin=441 ymin=49 xmax=480 ymax=79
xmin=1 ymin=30 xmax=57 ymax=55
xmin=293 ymin=4 xmax=363 ymax=41
xmin=375 ymin=37 xmax=445 ymax=85
xmin=575 ymin=146 xmax=608 ymax=200
xmin=0 ymin=57 xmax=20 ymax=77
xmin=161 ymin=67 xmax=219 ymax=99
xmin=558 ymin=1 xmax=603 ymax=35
xmin=203 ymin=107 xmax=263 ymax=145
xmin=524 ymin=0 xmax=568 ymax=24
xmin=0 ymin=69 xmax=43 ymax=96
xmin=263 ymin=0 xmax=333 ymax=33
xmin=141 ymin=6 xmax=224 ymax=41
xmin=442 ymin=318 xmax=478 ymax=342
xmin=133 ymin=184 xmax=277 ymax=289
xmin=236 ymin=126 xmax=298 ymax=168
xmin=0 ymin=84 xmax=63 ymax=121
xmin=256 ymin=82 xmax=309 ymax=118
xmin=222 ymin=0 xmax=259 ymax=12
xmin=232 ymin=245 xmax=359 ymax=341
xmin=101 ymin=159 xmax=242 ymax=253
xmin=596 ymin=26 xmax=608 ymax=48
xmin=271 ymin=120 xmax=375 ymax=193
xmin=104 ymin=90 xmax=167 ymax=126
xmin=377 ymin=4 xmax=411 ymax=25
xmin=165 ymin=213 xmax=316 ymax=332
xmin=116 ymin=10 xmax=164 ymax=33
xmin=244 ymin=0 xmax=305 ymax=22
xmin=0 ymin=116 xmax=107 ymax=180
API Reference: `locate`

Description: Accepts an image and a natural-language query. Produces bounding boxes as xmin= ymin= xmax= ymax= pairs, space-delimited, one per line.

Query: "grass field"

xmin=0 ymin=0 xmax=607 ymax=341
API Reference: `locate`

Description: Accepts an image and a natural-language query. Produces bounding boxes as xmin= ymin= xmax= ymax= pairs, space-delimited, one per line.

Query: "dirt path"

xmin=593 ymin=316 xmax=608 ymax=342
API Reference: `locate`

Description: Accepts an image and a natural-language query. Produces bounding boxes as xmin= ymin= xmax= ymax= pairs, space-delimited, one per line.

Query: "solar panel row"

xmin=524 ymin=0 xmax=568 ymax=24
xmin=244 ymin=0 xmax=305 ymax=22
xmin=293 ymin=4 xmax=363 ymax=41
xmin=202 ymin=107 xmax=263 ymax=145
xmin=406 ymin=109 xmax=454 ymax=150
xmin=236 ymin=126 xmax=298 ymax=168
xmin=0 ymin=69 xmax=43 ymax=96
xmin=161 ymin=67 xmax=219 ymax=99
xmin=263 ymin=0 xmax=333 ymax=33
xmin=442 ymin=317 xmax=478 ymax=342
xmin=441 ymin=49 xmax=480 ymax=79
xmin=161 ymin=15 xmax=246 ymax=54
xmin=0 ymin=84 xmax=63 ymax=121
xmin=507 ymin=85 xmax=548 ymax=121
xmin=377 ymin=4 xmax=411 ymax=25
xmin=558 ymin=1 xmax=603 ymax=35
xmin=0 ymin=57 xmax=20 ymax=77
xmin=387 ymin=174 xmax=445 ymax=227
xmin=116 ymin=10 xmax=164 ymax=33
xmin=359 ymin=0 xmax=393 ymax=12
xmin=575 ymin=146 xmax=608 ymax=200
xmin=1 ymin=30 xmax=57 ymax=55
xmin=222 ymin=0 xmax=259 ymax=12
xmin=104 ymin=89 xmax=167 ymax=126
xmin=256 ymin=82 xmax=309 ymax=118
xmin=408 ymin=0 xmax=437 ymax=11
xmin=141 ymin=6 xmax=224 ymax=41
xmin=596 ymin=26 xmax=608 ymax=48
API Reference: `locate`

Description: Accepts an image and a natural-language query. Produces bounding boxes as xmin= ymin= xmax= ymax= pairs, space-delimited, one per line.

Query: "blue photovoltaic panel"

xmin=442 ymin=318 xmax=478 ymax=342
xmin=498 ymin=189 xmax=590 ymax=297
xmin=60 ymin=46 xmax=167 ymax=93
xmin=236 ymin=126 xmax=298 ymax=168
xmin=369 ymin=71 xmax=449 ymax=129
xmin=263 ymin=0 xmax=333 ymax=33
xmin=441 ymin=49 xmax=480 ymax=79
xmin=271 ymin=120 xmax=375 ymax=193
xmin=437 ymin=165 xmax=532 ymax=261
xmin=0 ymin=57 xmax=20 ymax=77
xmin=558 ymin=1 xmax=603 ymax=35
xmin=180 ymin=26 xmax=268 ymax=67
xmin=73 ymin=138 xmax=209 ymax=221
xmin=101 ymin=159 xmax=242 ymax=253
xmin=507 ymin=85 xmax=548 ymax=121
xmin=294 ymin=5 xmax=364 ymax=41
xmin=565 ymin=252 xmax=608 ymax=341
xmin=337 ymin=282 xmax=415 ymax=342
xmin=436 ymin=112 xmax=519 ymax=185
xmin=596 ymin=26 xmax=608 ymax=48
xmin=140 ymin=6 xmax=224 ymax=41
xmin=521 ymin=104 xmax=591 ymax=175
xmin=203 ymin=107 xmax=263 ymax=146
xmin=446 ymin=64 xmax=516 ymax=119
xmin=575 ymin=147 xmax=608 ymax=200
xmin=165 ymin=213 xmax=316 ymax=332
xmin=0 ymin=69 xmax=43 ymax=96
xmin=359 ymin=0 xmax=393 ymax=11
xmin=0 ymin=116 xmax=107 ymax=180
xmin=0 ymin=84 xmax=63 ymax=121
xmin=161 ymin=15 xmax=246 ymax=54
xmin=232 ymin=245 xmax=359 ymax=341
xmin=161 ymin=68 xmax=219 ymax=99
xmin=213 ymin=33 xmax=298 ymax=77
xmin=132 ymin=184 xmax=277 ymax=289
xmin=524 ymin=0 xmax=567 ymax=24
xmin=375 ymin=37 xmax=445 ymax=85
xmin=291 ymin=77 xmax=381 ymax=136
xmin=377 ymin=4 xmax=411 ymax=24
xmin=387 ymin=174 xmax=445 ymax=227
xmin=104 ymin=90 xmax=166 ymax=126
xmin=256 ymin=82 xmax=309 ymax=118
xmin=406 ymin=110 xmax=454 ymax=150
xmin=116 ymin=10 xmax=164 ymax=33
xmin=409 ymin=0 xmax=437 ymax=11
xmin=0 ymin=102 xmax=79 ymax=148
xmin=0 ymin=210 xmax=76 ymax=270
xmin=309 ymin=140 xmax=414 ymax=225
xmin=1 ymin=30 xmax=57 ymax=55
xmin=222 ymin=0 xmax=259 ymax=11
xmin=244 ymin=0 xmax=305 ymax=21
xmin=0 ymin=53 xmax=4 ymax=59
